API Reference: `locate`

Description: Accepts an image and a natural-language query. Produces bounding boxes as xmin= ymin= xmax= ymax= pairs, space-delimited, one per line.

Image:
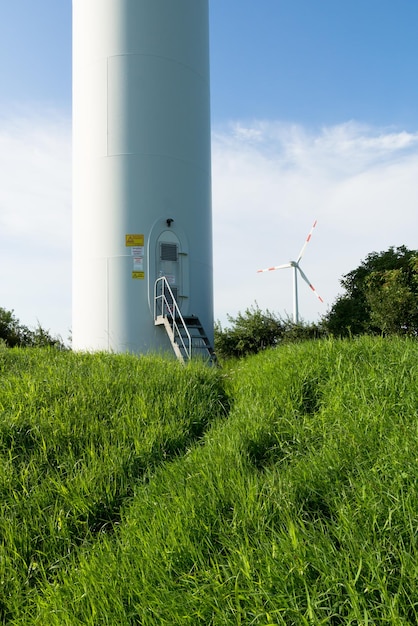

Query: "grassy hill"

xmin=1 ymin=337 xmax=418 ymax=624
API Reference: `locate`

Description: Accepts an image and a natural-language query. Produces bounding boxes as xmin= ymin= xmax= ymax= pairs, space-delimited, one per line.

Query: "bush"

xmin=214 ymin=304 xmax=326 ymax=360
xmin=0 ymin=307 xmax=66 ymax=349
xmin=214 ymin=305 xmax=284 ymax=359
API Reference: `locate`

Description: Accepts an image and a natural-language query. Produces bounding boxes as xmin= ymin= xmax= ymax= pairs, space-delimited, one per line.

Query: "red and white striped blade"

xmin=257 ymin=262 xmax=292 ymax=273
xmin=297 ymin=219 xmax=317 ymax=263
xmin=298 ymin=266 xmax=324 ymax=303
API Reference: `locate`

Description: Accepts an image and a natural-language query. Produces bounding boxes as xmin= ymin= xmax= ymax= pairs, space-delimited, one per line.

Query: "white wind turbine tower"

xmin=257 ymin=220 xmax=324 ymax=324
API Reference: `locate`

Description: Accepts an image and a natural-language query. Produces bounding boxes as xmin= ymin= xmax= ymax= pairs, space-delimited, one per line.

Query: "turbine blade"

xmin=257 ymin=263 xmax=292 ymax=273
xmin=298 ymin=266 xmax=324 ymax=303
xmin=297 ymin=219 xmax=318 ymax=263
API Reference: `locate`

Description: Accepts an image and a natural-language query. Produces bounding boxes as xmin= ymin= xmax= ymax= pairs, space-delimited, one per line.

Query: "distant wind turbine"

xmin=257 ymin=220 xmax=323 ymax=324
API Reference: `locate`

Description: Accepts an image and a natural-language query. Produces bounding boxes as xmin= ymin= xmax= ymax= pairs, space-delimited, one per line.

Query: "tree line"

xmin=2 ymin=245 xmax=417 ymax=356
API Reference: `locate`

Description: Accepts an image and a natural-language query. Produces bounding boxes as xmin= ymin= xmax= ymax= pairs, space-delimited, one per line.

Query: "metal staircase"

xmin=154 ymin=276 xmax=216 ymax=364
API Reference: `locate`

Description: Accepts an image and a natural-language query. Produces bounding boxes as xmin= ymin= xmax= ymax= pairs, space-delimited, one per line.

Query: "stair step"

xmin=154 ymin=278 xmax=215 ymax=364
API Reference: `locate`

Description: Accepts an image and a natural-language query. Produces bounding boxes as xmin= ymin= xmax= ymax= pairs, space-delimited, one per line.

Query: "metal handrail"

xmin=154 ymin=276 xmax=192 ymax=360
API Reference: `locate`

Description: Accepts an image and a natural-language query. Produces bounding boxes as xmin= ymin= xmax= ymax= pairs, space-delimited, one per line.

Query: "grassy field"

xmin=1 ymin=337 xmax=418 ymax=624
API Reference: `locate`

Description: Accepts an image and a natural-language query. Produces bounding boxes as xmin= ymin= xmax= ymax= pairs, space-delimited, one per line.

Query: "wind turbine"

xmin=257 ymin=220 xmax=323 ymax=324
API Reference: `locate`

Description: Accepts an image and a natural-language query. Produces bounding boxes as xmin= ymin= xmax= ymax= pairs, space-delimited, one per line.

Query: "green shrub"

xmin=214 ymin=304 xmax=325 ymax=360
xmin=0 ymin=307 xmax=66 ymax=349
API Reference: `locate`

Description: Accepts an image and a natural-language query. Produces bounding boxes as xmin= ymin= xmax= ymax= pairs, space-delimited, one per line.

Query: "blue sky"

xmin=1 ymin=1 xmax=418 ymax=339
xmin=212 ymin=1 xmax=418 ymax=129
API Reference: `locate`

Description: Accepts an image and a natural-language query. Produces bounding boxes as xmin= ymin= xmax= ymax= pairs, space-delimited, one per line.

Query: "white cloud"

xmin=212 ymin=120 xmax=418 ymax=325
xmin=1 ymin=114 xmax=417 ymax=339
xmin=0 ymin=111 xmax=72 ymax=339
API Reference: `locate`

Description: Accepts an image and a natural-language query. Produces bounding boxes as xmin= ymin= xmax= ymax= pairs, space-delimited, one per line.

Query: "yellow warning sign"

xmin=125 ymin=234 xmax=144 ymax=247
xmin=132 ymin=271 xmax=145 ymax=280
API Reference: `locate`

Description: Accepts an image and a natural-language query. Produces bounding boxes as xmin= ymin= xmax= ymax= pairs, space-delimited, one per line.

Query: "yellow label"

xmin=126 ymin=234 xmax=144 ymax=247
xmin=132 ymin=271 xmax=145 ymax=280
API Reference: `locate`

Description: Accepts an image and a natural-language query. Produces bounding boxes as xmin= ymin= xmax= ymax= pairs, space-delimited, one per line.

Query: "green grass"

xmin=1 ymin=337 xmax=418 ymax=624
